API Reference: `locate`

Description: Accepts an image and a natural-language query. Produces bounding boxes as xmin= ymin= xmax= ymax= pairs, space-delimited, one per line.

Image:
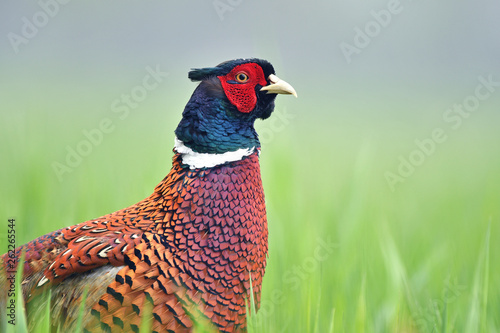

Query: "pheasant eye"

xmin=235 ymin=72 xmax=249 ymax=83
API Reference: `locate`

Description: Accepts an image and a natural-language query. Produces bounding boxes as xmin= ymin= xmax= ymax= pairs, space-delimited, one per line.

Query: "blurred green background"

xmin=1 ymin=0 xmax=499 ymax=332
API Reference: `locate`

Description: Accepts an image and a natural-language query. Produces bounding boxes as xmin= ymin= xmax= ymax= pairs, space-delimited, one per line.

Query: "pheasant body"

xmin=0 ymin=58 xmax=296 ymax=332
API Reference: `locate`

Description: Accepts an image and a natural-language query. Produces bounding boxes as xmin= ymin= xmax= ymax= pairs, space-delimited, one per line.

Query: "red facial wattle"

xmin=217 ymin=63 xmax=268 ymax=113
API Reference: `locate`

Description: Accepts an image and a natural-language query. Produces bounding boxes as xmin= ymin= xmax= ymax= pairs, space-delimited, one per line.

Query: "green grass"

xmin=1 ymin=95 xmax=499 ymax=332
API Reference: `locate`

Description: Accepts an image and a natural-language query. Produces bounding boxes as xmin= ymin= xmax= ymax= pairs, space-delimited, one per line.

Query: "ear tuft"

xmin=188 ymin=67 xmax=220 ymax=82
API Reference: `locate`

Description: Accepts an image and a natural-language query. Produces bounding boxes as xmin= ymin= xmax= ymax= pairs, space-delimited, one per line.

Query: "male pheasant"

xmin=0 ymin=58 xmax=296 ymax=332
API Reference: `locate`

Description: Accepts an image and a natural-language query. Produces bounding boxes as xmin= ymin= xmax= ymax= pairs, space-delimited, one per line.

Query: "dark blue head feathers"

xmin=188 ymin=58 xmax=275 ymax=82
xmin=175 ymin=59 xmax=282 ymax=155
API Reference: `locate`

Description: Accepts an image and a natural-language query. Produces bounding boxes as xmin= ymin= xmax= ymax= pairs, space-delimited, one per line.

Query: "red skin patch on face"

xmin=218 ymin=63 xmax=268 ymax=113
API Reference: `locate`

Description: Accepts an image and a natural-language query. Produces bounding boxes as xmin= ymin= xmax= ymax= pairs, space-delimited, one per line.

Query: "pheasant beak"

xmin=260 ymin=74 xmax=298 ymax=98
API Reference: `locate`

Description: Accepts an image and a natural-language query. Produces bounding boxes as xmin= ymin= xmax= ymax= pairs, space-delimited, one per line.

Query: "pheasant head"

xmin=175 ymin=58 xmax=297 ymax=155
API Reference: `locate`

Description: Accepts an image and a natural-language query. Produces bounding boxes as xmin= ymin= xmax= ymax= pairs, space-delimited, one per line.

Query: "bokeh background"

xmin=1 ymin=1 xmax=500 ymax=332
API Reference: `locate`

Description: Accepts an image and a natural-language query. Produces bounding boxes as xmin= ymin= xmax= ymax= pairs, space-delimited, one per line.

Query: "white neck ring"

xmin=174 ymin=137 xmax=256 ymax=169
